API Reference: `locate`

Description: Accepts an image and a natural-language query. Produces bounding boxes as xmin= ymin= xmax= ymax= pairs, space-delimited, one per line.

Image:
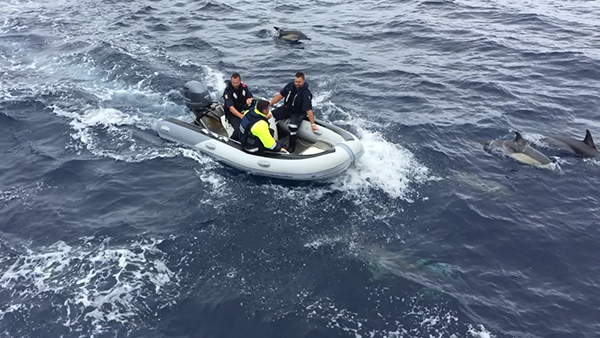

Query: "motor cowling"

xmin=183 ymin=81 xmax=213 ymax=114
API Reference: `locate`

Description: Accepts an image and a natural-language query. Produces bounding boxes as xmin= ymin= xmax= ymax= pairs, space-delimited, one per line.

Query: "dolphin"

xmin=358 ymin=245 xmax=463 ymax=282
xmin=542 ymin=129 xmax=600 ymax=158
xmin=487 ymin=132 xmax=552 ymax=166
xmin=273 ymin=26 xmax=311 ymax=41
xmin=453 ymin=172 xmax=512 ymax=200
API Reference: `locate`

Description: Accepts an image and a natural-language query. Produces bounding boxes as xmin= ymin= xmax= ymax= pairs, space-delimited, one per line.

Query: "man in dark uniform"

xmin=268 ymin=72 xmax=318 ymax=153
xmin=222 ymin=72 xmax=253 ymax=140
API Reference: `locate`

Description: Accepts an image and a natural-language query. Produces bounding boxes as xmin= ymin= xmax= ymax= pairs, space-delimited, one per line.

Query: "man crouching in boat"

xmin=239 ymin=100 xmax=288 ymax=154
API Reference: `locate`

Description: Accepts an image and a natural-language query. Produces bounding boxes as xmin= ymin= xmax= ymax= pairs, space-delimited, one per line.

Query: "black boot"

xmin=287 ymin=135 xmax=297 ymax=153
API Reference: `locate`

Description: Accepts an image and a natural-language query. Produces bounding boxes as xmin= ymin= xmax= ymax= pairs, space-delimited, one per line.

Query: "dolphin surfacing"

xmin=542 ymin=129 xmax=600 ymax=158
xmin=487 ymin=132 xmax=552 ymax=166
xmin=274 ymin=26 xmax=311 ymax=42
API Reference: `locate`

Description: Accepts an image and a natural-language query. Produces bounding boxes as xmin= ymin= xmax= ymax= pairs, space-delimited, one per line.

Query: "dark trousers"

xmin=272 ymin=107 xmax=305 ymax=151
xmin=225 ymin=111 xmax=242 ymax=140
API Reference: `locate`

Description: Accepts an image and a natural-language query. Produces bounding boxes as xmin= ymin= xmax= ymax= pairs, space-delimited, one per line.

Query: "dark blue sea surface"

xmin=2 ymin=0 xmax=600 ymax=337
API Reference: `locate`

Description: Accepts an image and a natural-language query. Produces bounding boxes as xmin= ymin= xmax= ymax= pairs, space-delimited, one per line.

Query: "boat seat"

xmin=199 ymin=115 xmax=229 ymax=138
xmin=298 ymin=140 xmax=330 ymax=155
xmin=300 ymin=146 xmax=326 ymax=155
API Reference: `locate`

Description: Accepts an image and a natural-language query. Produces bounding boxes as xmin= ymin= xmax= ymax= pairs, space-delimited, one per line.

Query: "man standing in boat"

xmin=239 ymin=100 xmax=288 ymax=153
xmin=269 ymin=72 xmax=317 ymax=153
xmin=222 ymin=72 xmax=253 ymax=140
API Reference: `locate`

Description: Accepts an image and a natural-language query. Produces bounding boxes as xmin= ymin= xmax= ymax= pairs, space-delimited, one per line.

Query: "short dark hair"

xmin=295 ymin=72 xmax=305 ymax=80
xmin=257 ymin=100 xmax=269 ymax=113
xmin=231 ymin=72 xmax=241 ymax=80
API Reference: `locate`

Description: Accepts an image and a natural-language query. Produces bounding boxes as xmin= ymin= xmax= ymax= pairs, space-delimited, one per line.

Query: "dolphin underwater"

xmin=542 ymin=129 xmax=600 ymax=158
xmin=487 ymin=132 xmax=552 ymax=166
xmin=273 ymin=26 xmax=311 ymax=41
xmin=357 ymin=245 xmax=462 ymax=282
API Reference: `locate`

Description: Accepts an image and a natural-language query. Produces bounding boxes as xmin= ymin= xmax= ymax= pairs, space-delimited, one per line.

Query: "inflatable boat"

xmin=156 ymin=81 xmax=364 ymax=181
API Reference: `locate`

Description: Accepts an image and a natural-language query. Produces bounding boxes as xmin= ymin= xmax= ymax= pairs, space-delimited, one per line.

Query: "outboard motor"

xmin=183 ymin=81 xmax=213 ymax=120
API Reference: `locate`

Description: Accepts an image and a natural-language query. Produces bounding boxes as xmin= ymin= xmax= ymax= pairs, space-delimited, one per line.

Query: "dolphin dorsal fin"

xmin=514 ymin=132 xmax=525 ymax=143
xmin=584 ymin=129 xmax=596 ymax=149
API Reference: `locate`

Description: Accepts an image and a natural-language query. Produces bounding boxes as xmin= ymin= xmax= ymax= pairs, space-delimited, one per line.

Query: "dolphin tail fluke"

xmin=584 ymin=129 xmax=596 ymax=149
xmin=514 ymin=132 xmax=525 ymax=143
xmin=273 ymin=26 xmax=280 ymax=31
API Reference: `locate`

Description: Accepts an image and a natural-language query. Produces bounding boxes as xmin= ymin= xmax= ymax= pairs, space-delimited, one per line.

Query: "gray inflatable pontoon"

xmin=156 ymin=81 xmax=364 ymax=181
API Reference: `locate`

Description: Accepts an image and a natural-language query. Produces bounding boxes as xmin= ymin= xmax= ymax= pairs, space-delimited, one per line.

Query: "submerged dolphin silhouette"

xmin=542 ymin=129 xmax=600 ymax=158
xmin=358 ymin=245 xmax=462 ymax=282
xmin=487 ymin=132 xmax=552 ymax=166
xmin=273 ymin=26 xmax=311 ymax=41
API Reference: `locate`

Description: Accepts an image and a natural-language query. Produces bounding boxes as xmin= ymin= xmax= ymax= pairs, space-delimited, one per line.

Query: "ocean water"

xmin=1 ymin=0 xmax=600 ymax=337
